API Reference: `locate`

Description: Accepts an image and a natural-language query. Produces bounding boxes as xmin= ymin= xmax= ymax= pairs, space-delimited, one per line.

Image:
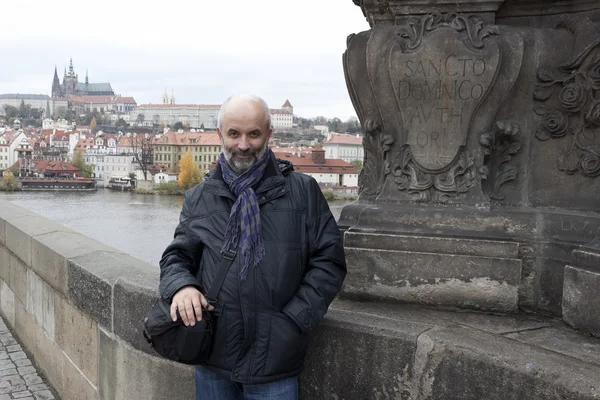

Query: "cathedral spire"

xmin=52 ymin=65 xmax=62 ymax=98
xmin=69 ymin=57 xmax=74 ymax=76
xmin=85 ymin=69 xmax=89 ymax=85
xmin=170 ymin=89 xmax=175 ymax=104
xmin=163 ymin=89 xmax=168 ymax=104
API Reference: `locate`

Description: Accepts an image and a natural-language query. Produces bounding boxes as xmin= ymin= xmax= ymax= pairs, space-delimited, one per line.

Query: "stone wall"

xmin=0 ymin=199 xmax=598 ymax=400
xmin=0 ymin=200 xmax=194 ymax=399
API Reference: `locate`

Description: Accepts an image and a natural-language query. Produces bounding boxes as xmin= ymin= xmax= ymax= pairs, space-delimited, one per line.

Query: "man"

xmin=159 ymin=95 xmax=347 ymax=399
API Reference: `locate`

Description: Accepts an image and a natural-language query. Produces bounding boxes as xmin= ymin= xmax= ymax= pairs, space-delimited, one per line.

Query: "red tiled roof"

xmin=270 ymin=109 xmax=292 ymax=115
xmin=68 ymin=95 xmax=137 ymax=105
xmin=324 ymin=134 xmax=363 ymax=145
xmin=9 ymin=159 xmax=79 ymax=173
xmin=282 ymin=99 xmax=292 ymax=108
xmin=74 ymin=138 xmax=96 ymax=151
xmin=275 ymin=154 xmax=357 ymax=174
xmin=154 ymin=131 xmax=221 ymax=146
xmin=41 ymin=129 xmax=67 ymax=138
xmin=137 ymin=104 xmax=221 ymax=109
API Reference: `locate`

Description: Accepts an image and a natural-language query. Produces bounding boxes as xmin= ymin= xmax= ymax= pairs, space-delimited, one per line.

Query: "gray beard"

xmin=222 ymin=143 xmax=268 ymax=174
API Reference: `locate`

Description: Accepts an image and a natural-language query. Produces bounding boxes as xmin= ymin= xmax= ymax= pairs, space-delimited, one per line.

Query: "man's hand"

xmin=170 ymin=286 xmax=215 ymax=326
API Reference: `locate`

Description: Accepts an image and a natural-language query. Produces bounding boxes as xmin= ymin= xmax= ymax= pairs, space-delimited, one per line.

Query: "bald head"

xmin=217 ymin=95 xmax=272 ymax=133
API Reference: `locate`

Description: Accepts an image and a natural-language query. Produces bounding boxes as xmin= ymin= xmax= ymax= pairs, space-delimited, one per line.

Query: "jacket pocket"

xmin=265 ymin=312 xmax=308 ymax=375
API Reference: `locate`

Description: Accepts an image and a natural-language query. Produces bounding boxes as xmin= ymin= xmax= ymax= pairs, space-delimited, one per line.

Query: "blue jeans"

xmin=195 ymin=365 xmax=298 ymax=400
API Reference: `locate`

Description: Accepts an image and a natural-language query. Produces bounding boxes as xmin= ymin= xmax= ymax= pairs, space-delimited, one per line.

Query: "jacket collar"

xmin=205 ymin=151 xmax=287 ymax=198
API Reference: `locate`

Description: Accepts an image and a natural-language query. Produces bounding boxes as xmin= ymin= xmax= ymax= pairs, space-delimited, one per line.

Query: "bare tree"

xmin=129 ymin=132 xmax=155 ymax=181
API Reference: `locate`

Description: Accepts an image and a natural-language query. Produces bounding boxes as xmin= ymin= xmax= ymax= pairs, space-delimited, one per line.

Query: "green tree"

xmin=90 ymin=117 xmax=97 ymax=131
xmin=3 ymin=105 xmax=18 ymax=119
xmin=178 ymin=151 xmax=203 ymax=190
xmin=136 ymin=114 xmax=145 ymax=124
xmin=351 ymin=159 xmax=363 ymax=171
xmin=116 ymin=118 xmax=129 ymax=129
xmin=72 ymin=151 xmax=93 ymax=178
xmin=18 ymin=100 xmax=32 ymax=119
xmin=327 ymin=117 xmax=342 ymax=133
xmin=172 ymin=121 xmax=184 ymax=131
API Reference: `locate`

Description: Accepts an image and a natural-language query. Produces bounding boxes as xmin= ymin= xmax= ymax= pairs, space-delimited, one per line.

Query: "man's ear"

xmin=266 ymin=128 xmax=273 ymax=141
xmin=216 ymin=128 xmax=222 ymax=141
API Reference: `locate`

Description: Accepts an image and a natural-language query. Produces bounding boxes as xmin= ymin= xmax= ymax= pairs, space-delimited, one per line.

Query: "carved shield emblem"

xmin=391 ymin=28 xmax=500 ymax=171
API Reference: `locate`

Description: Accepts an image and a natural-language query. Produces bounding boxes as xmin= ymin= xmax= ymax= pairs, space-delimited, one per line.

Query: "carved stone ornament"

xmin=396 ymin=12 xmax=499 ymax=51
xmin=359 ymin=117 xmax=395 ymax=195
xmin=479 ymin=120 xmax=521 ymax=200
xmin=533 ymin=16 xmax=600 ymax=178
xmin=389 ymin=13 xmax=499 ymax=201
xmin=392 ymin=146 xmax=475 ymax=202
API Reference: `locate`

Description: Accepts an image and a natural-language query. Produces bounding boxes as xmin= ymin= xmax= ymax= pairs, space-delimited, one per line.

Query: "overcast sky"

xmin=0 ymin=1 xmax=370 ymax=120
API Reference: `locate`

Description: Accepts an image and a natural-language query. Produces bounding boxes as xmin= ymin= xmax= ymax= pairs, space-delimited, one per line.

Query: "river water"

xmin=0 ymin=189 xmax=353 ymax=268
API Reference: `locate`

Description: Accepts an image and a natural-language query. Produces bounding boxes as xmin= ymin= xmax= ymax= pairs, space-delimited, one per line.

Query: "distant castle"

xmin=51 ymin=58 xmax=114 ymax=98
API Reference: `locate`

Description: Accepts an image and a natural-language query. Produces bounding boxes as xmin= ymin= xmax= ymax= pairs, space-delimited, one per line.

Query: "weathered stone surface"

xmin=68 ymin=251 xmax=159 ymax=331
xmin=26 ymin=271 xmax=54 ymax=340
xmin=563 ymin=265 xmax=600 ymax=336
xmin=61 ymin=351 xmax=96 ymax=400
xmin=0 ymin=282 xmax=15 ymax=328
xmin=98 ymin=328 xmax=194 ymax=400
xmin=506 ymin=324 xmax=600 ymax=367
xmin=344 ymin=247 xmax=521 ymax=311
xmin=113 ymin=274 xmax=158 ymax=354
xmin=13 ymin=299 xmax=34 ymax=356
xmin=54 ymin=293 xmax=98 ymax=386
xmin=5 ymin=216 xmax=72 ymax=268
xmin=67 ymin=252 xmax=117 ymax=330
xmin=344 ymin=231 xmax=519 ymax=258
xmin=9 ymin=254 xmax=27 ymax=306
xmin=573 ymin=248 xmax=600 ymax=269
xmin=424 ymin=326 xmax=600 ymax=399
xmin=300 ymin=300 xmax=600 ymax=399
xmin=0 ymin=247 xmax=8 ymax=284
xmin=0 ymin=220 xmax=5 ymax=248
xmin=538 ymin=257 xmax=566 ymax=315
xmin=31 ymin=230 xmax=124 ymax=298
xmin=300 ymin=306 xmax=431 ymax=399
xmin=32 ymin=322 xmax=62 ymax=395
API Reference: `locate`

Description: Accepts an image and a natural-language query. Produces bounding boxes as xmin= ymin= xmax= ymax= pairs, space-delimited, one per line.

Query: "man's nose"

xmin=238 ymin=137 xmax=250 ymax=150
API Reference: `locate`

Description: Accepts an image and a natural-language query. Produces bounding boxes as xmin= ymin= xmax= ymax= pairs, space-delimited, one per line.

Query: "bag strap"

xmin=204 ymin=249 xmax=237 ymax=305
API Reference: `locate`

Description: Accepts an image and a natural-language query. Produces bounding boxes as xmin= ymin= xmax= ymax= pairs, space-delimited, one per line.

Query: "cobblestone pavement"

xmin=0 ymin=317 xmax=56 ymax=400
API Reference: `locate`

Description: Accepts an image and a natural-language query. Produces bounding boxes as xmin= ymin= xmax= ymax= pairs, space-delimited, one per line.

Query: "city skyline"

xmin=0 ymin=1 xmax=370 ymax=120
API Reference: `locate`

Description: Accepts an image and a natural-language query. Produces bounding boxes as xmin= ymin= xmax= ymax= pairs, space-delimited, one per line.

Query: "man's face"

xmin=217 ymin=99 xmax=272 ymax=174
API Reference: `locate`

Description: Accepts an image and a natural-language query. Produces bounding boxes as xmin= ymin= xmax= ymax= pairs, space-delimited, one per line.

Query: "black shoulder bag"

xmin=142 ymin=249 xmax=236 ymax=365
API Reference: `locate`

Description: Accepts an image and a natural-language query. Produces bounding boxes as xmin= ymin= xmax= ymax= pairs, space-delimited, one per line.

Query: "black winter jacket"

xmin=159 ymin=153 xmax=347 ymax=384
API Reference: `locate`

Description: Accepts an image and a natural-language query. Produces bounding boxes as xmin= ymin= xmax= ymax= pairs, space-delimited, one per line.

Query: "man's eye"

xmin=250 ymin=131 xmax=260 ymax=137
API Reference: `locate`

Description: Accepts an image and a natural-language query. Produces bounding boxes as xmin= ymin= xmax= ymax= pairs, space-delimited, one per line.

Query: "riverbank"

xmin=135 ymin=186 xmax=358 ymax=201
xmin=0 ymin=189 xmax=353 ymax=266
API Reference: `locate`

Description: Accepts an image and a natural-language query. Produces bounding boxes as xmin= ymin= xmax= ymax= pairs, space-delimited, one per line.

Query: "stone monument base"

xmin=339 ymin=202 xmax=600 ymax=315
xmin=300 ymin=299 xmax=600 ymax=400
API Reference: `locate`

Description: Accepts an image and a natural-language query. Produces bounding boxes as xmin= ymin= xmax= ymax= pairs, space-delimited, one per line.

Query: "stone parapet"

xmin=0 ymin=200 xmax=599 ymax=399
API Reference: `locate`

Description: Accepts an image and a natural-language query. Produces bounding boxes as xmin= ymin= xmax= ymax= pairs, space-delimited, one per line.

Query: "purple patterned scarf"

xmin=219 ymin=149 xmax=271 ymax=280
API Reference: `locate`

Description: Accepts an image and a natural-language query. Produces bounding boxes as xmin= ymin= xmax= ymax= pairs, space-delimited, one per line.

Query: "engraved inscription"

xmin=392 ymin=29 xmax=500 ymax=171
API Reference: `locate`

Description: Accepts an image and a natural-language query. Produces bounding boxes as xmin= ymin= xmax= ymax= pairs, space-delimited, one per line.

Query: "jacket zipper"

xmin=230 ymin=182 xmax=287 ymax=381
